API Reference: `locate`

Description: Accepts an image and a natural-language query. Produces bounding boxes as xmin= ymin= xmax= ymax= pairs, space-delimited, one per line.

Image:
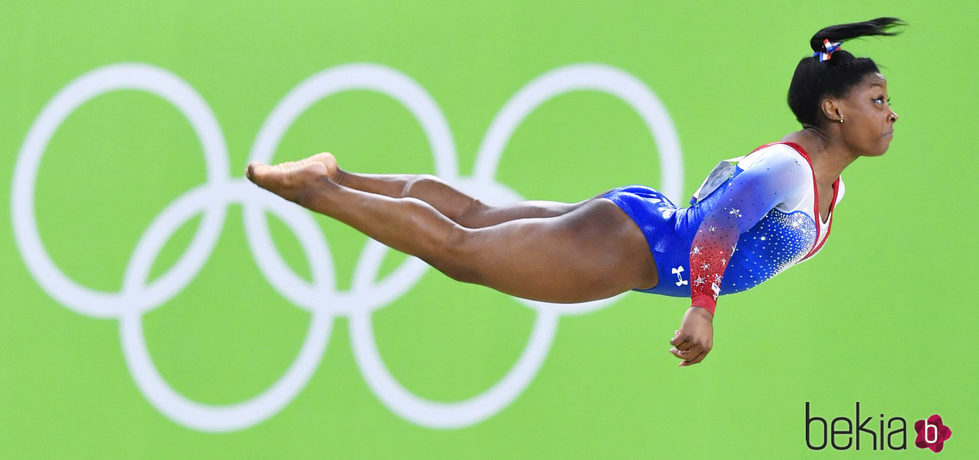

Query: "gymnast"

xmin=246 ymin=18 xmax=903 ymax=367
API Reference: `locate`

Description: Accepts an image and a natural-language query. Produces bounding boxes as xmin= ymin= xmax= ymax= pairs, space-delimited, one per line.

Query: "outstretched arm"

xmin=672 ymin=148 xmax=806 ymax=366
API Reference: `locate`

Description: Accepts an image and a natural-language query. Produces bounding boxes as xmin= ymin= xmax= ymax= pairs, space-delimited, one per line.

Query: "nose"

xmin=889 ymin=109 xmax=898 ymax=123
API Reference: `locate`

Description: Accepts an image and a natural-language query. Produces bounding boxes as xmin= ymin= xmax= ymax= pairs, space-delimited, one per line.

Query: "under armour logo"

xmin=672 ymin=266 xmax=688 ymax=286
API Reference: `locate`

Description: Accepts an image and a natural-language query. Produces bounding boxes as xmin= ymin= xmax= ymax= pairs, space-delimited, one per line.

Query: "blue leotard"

xmin=603 ymin=142 xmax=843 ymax=313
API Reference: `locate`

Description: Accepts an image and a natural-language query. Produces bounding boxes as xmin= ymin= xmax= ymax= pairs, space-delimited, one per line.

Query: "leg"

xmin=246 ymin=156 xmax=657 ymax=302
xmin=441 ymin=200 xmax=659 ymax=302
xmin=310 ymin=152 xmax=588 ymax=228
xmin=340 ymin=170 xmax=589 ymax=228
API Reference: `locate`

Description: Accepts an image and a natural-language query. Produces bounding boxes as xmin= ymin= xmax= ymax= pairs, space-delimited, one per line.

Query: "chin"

xmin=871 ymin=140 xmax=893 ymax=157
xmin=861 ymin=148 xmax=888 ymax=158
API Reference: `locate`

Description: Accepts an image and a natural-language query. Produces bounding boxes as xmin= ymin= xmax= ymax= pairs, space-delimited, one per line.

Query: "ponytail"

xmin=787 ymin=18 xmax=906 ymax=127
xmin=809 ymin=17 xmax=906 ymax=53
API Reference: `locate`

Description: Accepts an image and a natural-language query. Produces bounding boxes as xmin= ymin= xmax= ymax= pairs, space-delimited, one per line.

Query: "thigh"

xmin=464 ymin=199 xmax=585 ymax=228
xmin=452 ymin=198 xmax=657 ymax=303
xmin=461 ymin=189 xmax=614 ymax=228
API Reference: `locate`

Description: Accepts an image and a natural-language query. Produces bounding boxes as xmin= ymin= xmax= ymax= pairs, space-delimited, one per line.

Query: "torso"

xmin=635 ymin=142 xmax=844 ymax=298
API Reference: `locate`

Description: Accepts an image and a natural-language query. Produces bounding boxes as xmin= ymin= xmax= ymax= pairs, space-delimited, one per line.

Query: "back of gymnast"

xmin=247 ymin=18 xmax=903 ymax=367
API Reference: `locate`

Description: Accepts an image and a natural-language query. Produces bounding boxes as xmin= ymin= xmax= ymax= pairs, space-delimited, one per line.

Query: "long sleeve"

xmin=689 ymin=149 xmax=808 ymax=314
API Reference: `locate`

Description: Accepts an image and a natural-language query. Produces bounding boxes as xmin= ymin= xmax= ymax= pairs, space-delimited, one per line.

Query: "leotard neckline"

xmin=750 ymin=141 xmax=840 ymax=260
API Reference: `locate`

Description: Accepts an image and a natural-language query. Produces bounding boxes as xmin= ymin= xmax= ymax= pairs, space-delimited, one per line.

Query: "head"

xmin=787 ymin=18 xmax=905 ymax=156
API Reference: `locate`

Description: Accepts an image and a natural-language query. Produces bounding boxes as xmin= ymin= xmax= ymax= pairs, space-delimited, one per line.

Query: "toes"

xmin=244 ymin=154 xmax=332 ymax=195
xmin=245 ymin=162 xmax=259 ymax=182
xmin=310 ymin=152 xmax=338 ymax=176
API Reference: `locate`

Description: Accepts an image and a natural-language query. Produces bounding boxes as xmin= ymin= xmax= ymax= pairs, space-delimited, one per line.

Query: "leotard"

xmin=603 ymin=142 xmax=843 ymax=314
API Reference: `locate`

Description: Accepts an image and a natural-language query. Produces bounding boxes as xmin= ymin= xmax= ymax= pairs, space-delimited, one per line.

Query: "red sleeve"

xmin=688 ymin=150 xmax=803 ymax=314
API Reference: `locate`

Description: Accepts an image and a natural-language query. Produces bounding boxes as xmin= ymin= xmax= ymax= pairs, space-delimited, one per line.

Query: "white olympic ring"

xmin=12 ymin=62 xmax=683 ymax=432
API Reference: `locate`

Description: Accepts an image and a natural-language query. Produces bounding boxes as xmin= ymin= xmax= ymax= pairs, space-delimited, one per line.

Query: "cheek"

xmin=846 ymin=116 xmax=873 ymax=138
xmin=856 ymin=111 xmax=883 ymax=134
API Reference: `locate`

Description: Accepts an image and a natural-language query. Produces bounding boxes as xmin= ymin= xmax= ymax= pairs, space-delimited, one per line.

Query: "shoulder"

xmin=738 ymin=143 xmax=808 ymax=171
xmin=735 ymin=143 xmax=812 ymax=185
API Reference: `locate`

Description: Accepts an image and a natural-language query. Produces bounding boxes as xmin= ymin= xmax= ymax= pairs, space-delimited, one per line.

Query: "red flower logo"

xmin=914 ymin=414 xmax=952 ymax=453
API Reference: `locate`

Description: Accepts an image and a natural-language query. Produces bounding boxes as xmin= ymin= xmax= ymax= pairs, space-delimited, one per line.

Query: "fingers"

xmin=679 ymin=350 xmax=708 ymax=367
xmin=669 ymin=346 xmax=697 ymax=360
xmin=669 ymin=313 xmax=713 ymax=367
xmin=669 ymin=332 xmax=694 ymax=351
xmin=669 ymin=344 xmax=709 ymax=367
xmin=669 ymin=330 xmax=686 ymax=348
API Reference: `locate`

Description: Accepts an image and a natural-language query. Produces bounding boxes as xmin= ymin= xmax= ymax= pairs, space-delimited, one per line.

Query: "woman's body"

xmin=609 ymin=141 xmax=844 ymax=301
xmin=247 ymin=18 xmax=902 ymax=367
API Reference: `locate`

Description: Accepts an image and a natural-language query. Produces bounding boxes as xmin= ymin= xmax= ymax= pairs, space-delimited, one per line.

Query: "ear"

xmin=819 ymin=98 xmax=843 ymax=123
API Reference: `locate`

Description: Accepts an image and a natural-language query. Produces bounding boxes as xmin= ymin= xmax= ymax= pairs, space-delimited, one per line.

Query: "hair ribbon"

xmin=813 ymin=38 xmax=842 ymax=62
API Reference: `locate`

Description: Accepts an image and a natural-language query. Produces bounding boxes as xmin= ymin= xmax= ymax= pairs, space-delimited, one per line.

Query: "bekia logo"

xmin=914 ymin=415 xmax=952 ymax=453
xmin=805 ymin=402 xmax=952 ymax=453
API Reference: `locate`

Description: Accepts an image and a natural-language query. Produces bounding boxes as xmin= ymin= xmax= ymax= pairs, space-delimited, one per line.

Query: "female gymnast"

xmin=246 ymin=18 xmax=903 ymax=367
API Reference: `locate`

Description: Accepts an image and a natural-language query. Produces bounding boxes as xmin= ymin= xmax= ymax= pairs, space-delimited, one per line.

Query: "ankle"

xmin=333 ymin=168 xmax=347 ymax=186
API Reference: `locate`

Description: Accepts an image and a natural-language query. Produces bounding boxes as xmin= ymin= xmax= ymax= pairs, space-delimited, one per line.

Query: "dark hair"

xmin=787 ymin=17 xmax=906 ymax=127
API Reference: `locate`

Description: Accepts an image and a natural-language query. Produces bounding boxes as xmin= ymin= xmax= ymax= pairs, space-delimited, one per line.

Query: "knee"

xmin=403 ymin=174 xmax=488 ymax=224
xmin=429 ymin=225 xmax=484 ymax=284
xmin=401 ymin=174 xmax=442 ymax=198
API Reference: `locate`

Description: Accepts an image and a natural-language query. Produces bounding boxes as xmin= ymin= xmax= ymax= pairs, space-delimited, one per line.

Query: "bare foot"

xmin=246 ymin=152 xmax=339 ymax=203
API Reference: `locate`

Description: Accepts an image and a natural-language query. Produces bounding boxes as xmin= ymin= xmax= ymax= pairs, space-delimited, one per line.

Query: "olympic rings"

xmin=12 ymin=62 xmax=683 ymax=432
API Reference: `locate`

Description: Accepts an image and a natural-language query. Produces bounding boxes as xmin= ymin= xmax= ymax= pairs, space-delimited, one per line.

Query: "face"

xmin=834 ymin=73 xmax=899 ymax=156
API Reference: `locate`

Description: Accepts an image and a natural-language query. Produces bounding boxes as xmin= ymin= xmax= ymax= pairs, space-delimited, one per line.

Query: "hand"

xmin=669 ymin=306 xmax=714 ymax=367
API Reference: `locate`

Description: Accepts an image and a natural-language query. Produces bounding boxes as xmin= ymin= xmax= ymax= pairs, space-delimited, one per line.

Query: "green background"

xmin=2 ymin=1 xmax=976 ymax=458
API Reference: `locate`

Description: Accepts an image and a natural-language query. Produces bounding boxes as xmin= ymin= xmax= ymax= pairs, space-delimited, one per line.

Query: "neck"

xmin=784 ymin=126 xmax=858 ymax=188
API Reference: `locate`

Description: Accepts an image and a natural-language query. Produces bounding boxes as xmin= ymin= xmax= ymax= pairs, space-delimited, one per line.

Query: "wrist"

xmin=688 ymin=305 xmax=714 ymax=321
xmin=690 ymin=295 xmax=716 ymax=316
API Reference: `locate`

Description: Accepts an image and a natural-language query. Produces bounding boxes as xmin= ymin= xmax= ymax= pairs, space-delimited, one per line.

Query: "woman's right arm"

xmin=671 ymin=147 xmax=808 ymax=366
xmin=687 ymin=149 xmax=807 ymax=313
